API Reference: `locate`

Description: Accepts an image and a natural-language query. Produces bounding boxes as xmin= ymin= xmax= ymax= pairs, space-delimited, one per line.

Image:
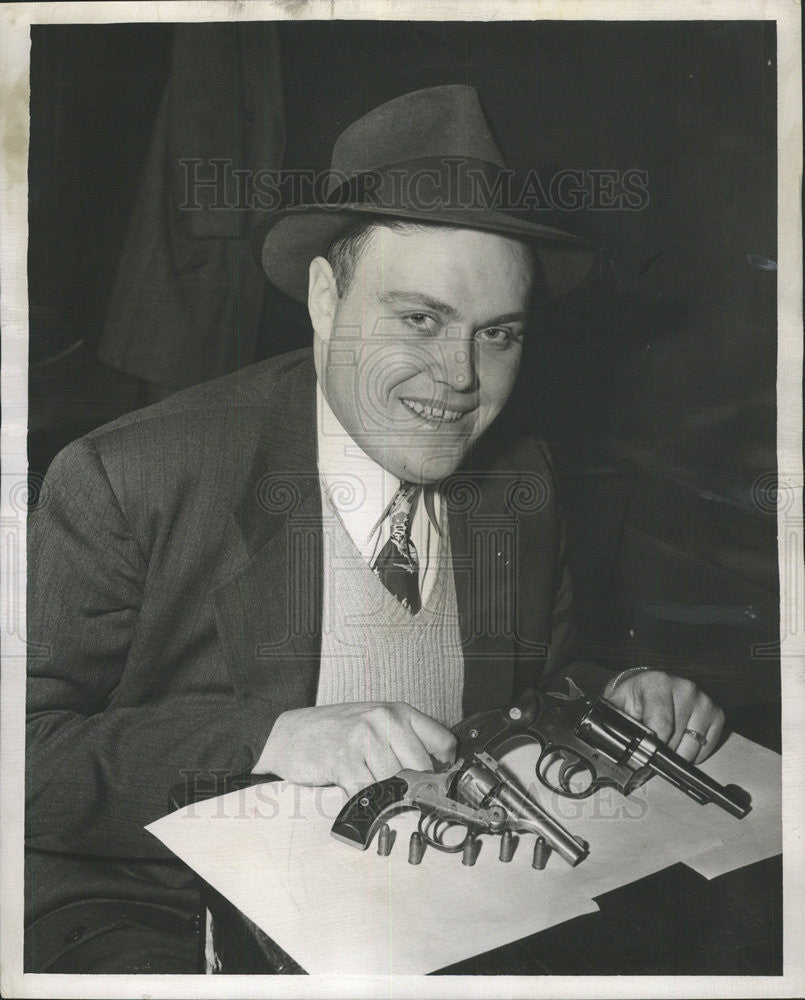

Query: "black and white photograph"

xmin=1 ymin=1 xmax=802 ymax=996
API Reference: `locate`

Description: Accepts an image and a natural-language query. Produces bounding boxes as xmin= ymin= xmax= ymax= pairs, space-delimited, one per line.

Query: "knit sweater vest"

xmin=315 ymin=487 xmax=464 ymax=728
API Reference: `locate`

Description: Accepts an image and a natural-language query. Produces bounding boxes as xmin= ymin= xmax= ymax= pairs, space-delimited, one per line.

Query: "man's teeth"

xmin=402 ymin=399 xmax=465 ymax=422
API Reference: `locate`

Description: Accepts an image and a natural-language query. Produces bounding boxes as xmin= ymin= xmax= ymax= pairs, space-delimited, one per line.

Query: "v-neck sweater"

xmin=314 ymin=483 xmax=464 ymax=727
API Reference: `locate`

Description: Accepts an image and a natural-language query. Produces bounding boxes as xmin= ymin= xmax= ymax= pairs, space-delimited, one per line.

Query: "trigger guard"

xmin=558 ymin=754 xmax=591 ymax=792
xmin=537 ymin=746 xmax=598 ymax=799
xmin=419 ymin=812 xmax=470 ymax=853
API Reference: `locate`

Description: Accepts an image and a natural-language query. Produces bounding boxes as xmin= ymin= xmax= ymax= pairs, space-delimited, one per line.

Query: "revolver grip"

xmin=331 ymin=775 xmax=411 ymax=849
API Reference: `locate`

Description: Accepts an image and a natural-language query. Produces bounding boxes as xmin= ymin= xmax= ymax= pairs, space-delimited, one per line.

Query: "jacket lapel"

xmin=212 ymin=356 xmax=324 ymax=712
xmin=447 ymin=458 xmax=516 ymax=717
xmin=448 ymin=438 xmax=559 ymax=716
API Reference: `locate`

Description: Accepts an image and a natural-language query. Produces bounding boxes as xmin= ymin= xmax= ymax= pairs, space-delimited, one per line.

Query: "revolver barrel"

xmin=457 ymin=753 xmax=588 ymax=867
xmin=577 ymin=699 xmax=751 ymax=818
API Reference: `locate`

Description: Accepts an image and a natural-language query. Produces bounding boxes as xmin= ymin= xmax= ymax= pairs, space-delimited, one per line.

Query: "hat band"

xmin=324 ymin=156 xmax=515 ymax=216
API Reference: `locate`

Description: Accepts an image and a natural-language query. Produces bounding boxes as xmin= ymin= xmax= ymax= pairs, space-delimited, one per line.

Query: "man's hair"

xmin=326 ymin=217 xmax=540 ymax=299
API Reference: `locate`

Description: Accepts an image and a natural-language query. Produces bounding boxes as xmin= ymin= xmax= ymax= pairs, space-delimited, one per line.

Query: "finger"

xmin=675 ymin=697 xmax=718 ymax=763
xmin=696 ymin=708 xmax=725 ymax=764
xmin=675 ymin=726 xmax=706 ymax=763
xmin=668 ymin=679 xmax=700 ymax=751
xmin=406 ymin=707 xmax=457 ymax=765
xmin=639 ymin=686 xmax=675 ymax=743
xmin=388 ymin=725 xmax=437 ymax=773
xmin=338 ymin=762 xmax=376 ymax=799
xmin=605 ymin=684 xmax=628 ymax=711
xmin=363 ymin=730 xmax=404 ymax=783
xmin=607 ymin=679 xmax=647 ymax=722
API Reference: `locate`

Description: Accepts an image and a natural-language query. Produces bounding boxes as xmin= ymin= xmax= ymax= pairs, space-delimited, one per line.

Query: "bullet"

xmin=408 ymin=831 xmax=425 ymax=865
xmin=377 ymin=823 xmax=392 ymax=857
xmin=462 ymin=836 xmax=479 ymax=866
xmin=499 ymin=829 xmax=515 ymax=862
xmin=532 ymin=836 xmax=551 ymax=870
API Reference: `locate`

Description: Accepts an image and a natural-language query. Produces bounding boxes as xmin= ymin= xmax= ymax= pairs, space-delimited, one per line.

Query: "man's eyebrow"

xmin=376 ymin=291 xmax=527 ymax=326
xmin=484 ymin=311 xmax=527 ymax=325
xmin=377 ymin=290 xmax=459 ymax=319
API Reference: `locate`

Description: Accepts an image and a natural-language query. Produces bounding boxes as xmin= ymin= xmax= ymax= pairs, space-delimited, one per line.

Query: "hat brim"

xmin=257 ymin=203 xmax=599 ymax=303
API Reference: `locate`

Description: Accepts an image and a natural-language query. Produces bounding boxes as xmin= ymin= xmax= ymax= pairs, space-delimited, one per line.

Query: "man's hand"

xmin=606 ymin=670 xmax=725 ymax=764
xmin=253 ymin=702 xmax=457 ymax=795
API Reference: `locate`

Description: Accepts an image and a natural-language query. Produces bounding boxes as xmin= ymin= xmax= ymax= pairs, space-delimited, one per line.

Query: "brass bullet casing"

xmin=408 ymin=831 xmax=425 ymax=865
xmin=462 ymin=836 xmax=479 ymax=866
xmin=532 ymin=836 xmax=551 ymax=870
xmin=377 ymin=823 xmax=393 ymax=857
xmin=499 ymin=828 xmax=515 ymax=862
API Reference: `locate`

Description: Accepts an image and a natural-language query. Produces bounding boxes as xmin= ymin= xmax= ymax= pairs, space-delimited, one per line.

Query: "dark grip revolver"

xmin=454 ymin=680 xmax=751 ymax=818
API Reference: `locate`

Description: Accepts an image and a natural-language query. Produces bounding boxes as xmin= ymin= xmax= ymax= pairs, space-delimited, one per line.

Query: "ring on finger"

xmin=683 ymin=728 xmax=707 ymax=747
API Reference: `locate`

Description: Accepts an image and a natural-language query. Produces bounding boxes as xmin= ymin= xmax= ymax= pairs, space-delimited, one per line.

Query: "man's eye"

xmin=403 ymin=313 xmax=438 ymax=333
xmin=477 ymin=327 xmax=516 ymax=347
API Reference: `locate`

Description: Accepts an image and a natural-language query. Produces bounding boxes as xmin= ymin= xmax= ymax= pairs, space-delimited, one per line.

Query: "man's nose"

xmin=432 ymin=334 xmax=478 ymax=392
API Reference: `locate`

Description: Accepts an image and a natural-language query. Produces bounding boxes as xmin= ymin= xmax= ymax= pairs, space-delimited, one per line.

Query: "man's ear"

xmin=308 ymin=256 xmax=339 ymax=341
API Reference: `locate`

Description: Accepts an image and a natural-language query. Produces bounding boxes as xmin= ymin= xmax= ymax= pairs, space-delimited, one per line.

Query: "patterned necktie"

xmin=371 ymin=481 xmax=421 ymax=614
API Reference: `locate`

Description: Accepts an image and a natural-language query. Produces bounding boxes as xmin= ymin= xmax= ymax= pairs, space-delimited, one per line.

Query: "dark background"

xmin=28 ymin=20 xmax=779 ymax=747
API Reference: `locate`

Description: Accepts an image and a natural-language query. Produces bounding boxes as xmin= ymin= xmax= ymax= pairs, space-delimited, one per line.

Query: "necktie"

xmin=371 ymin=481 xmax=421 ymax=614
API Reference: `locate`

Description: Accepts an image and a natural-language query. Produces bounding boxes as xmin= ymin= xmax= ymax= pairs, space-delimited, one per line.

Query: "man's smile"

xmin=399 ymin=396 xmax=476 ymax=424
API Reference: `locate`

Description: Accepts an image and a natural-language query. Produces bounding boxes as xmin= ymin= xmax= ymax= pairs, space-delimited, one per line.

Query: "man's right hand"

xmin=252 ymin=702 xmax=457 ymax=795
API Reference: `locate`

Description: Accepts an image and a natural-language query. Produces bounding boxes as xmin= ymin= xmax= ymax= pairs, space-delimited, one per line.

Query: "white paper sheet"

xmin=147 ymin=781 xmax=598 ymax=974
xmin=651 ymin=733 xmax=783 ymax=879
xmin=493 ymin=743 xmax=726 ymax=898
xmin=146 ymin=733 xmax=781 ymax=974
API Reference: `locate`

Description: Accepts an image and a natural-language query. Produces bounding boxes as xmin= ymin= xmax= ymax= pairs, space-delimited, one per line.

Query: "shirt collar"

xmin=316 ymin=384 xmax=441 ymax=552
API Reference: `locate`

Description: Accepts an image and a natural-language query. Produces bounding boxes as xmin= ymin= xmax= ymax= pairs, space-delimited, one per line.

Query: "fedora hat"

xmin=258 ymin=85 xmax=599 ymax=301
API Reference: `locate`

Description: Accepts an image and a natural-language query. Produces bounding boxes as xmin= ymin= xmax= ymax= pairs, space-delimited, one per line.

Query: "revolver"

xmin=454 ymin=680 xmax=752 ymax=818
xmin=331 ymin=746 xmax=589 ymax=867
xmin=331 ymin=679 xmax=750 ymax=867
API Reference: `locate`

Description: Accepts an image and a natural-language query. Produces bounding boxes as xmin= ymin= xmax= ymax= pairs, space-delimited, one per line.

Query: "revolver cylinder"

xmin=456 ymin=758 xmax=588 ymax=867
xmin=577 ymin=699 xmax=751 ymax=818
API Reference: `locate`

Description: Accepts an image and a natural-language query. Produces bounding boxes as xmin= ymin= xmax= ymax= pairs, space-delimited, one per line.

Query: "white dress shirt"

xmin=316 ymin=384 xmax=443 ymax=607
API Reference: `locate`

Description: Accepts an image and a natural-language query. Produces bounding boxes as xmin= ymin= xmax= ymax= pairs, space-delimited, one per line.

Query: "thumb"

xmin=408 ymin=710 xmax=457 ymax=765
xmin=609 ymin=675 xmax=675 ymax=743
xmin=607 ymin=680 xmax=642 ymax=719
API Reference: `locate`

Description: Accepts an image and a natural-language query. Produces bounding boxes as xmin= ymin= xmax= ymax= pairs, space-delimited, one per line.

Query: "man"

xmin=25 ymin=85 xmax=724 ymax=973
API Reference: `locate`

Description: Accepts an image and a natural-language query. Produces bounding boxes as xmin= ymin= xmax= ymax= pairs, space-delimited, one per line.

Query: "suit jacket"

xmin=26 ymin=347 xmax=606 ymax=929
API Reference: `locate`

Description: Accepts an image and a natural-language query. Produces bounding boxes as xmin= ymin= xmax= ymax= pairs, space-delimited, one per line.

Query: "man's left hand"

xmin=606 ymin=670 xmax=725 ymax=764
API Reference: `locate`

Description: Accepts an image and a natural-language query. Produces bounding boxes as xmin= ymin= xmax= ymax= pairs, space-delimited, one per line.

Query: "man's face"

xmin=312 ymin=225 xmax=532 ymax=483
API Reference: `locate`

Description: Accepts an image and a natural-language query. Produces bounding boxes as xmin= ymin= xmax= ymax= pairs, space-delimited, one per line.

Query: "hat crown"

xmin=259 ymin=85 xmax=597 ymax=303
xmin=330 ymin=85 xmax=507 ymax=181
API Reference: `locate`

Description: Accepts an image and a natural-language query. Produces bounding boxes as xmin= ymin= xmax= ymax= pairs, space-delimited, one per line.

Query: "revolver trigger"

xmin=558 ymin=753 xmax=588 ymax=792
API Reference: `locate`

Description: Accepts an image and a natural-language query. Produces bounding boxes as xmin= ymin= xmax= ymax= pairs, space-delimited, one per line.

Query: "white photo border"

xmin=1 ymin=2 xmax=802 ymax=997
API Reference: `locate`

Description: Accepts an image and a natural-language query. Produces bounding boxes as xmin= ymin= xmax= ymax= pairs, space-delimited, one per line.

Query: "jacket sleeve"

xmin=26 ymin=437 xmax=277 ymax=859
